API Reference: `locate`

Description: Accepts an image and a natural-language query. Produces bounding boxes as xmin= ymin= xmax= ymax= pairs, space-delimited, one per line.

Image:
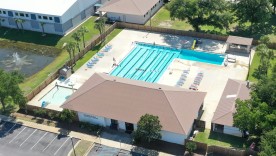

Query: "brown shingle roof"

xmin=226 ymin=35 xmax=253 ymax=46
xmin=212 ymin=79 xmax=250 ymax=126
xmin=62 ymin=73 xmax=206 ymax=135
xmin=98 ymin=0 xmax=159 ymax=16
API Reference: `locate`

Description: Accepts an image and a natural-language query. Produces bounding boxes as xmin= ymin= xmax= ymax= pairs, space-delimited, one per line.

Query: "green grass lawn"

xmin=147 ymin=6 xmax=276 ymax=40
xmin=0 ymin=16 xmax=101 ymax=48
xmin=248 ymin=50 xmax=276 ymax=82
xmin=70 ymin=140 xmax=93 ymax=156
xmin=73 ymin=29 xmax=123 ymax=70
xmin=194 ymin=129 xmax=247 ymax=149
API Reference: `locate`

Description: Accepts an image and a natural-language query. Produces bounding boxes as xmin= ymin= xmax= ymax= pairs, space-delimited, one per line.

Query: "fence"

xmin=25 ymin=23 xmax=117 ymax=102
xmin=26 ymin=22 xmax=266 ymax=102
xmin=186 ymin=140 xmax=258 ymax=156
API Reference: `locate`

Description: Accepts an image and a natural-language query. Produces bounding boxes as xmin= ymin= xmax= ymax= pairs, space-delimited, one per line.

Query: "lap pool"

xmin=110 ymin=42 xmax=225 ymax=83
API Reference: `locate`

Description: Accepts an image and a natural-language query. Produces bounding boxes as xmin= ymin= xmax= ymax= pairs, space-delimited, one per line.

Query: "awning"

xmin=94 ymin=3 xmax=103 ymax=7
xmin=226 ymin=36 xmax=253 ymax=46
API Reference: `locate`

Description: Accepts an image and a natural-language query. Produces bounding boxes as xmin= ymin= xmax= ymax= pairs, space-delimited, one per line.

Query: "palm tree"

xmin=64 ymin=41 xmax=77 ymax=67
xmin=78 ymin=26 xmax=89 ymax=48
xmin=94 ymin=17 xmax=107 ymax=35
xmin=0 ymin=18 xmax=5 ymax=27
xmin=14 ymin=18 xmax=20 ymax=30
xmin=40 ymin=22 xmax=46 ymax=36
xmin=71 ymin=32 xmax=81 ymax=52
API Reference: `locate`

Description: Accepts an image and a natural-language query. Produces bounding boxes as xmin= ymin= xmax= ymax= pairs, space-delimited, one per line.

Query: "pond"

xmin=0 ymin=41 xmax=60 ymax=77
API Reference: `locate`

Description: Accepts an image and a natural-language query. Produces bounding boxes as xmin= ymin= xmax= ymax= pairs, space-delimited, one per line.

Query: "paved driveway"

xmin=0 ymin=121 xmax=79 ymax=156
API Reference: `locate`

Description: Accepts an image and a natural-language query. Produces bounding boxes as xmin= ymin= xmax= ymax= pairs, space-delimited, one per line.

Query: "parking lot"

xmin=0 ymin=121 xmax=79 ymax=156
xmin=89 ymin=143 xmax=146 ymax=156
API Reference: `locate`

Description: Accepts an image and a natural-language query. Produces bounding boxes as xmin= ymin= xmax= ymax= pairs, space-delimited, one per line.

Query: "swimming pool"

xmin=110 ymin=43 xmax=224 ymax=83
xmin=39 ymin=86 xmax=76 ymax=107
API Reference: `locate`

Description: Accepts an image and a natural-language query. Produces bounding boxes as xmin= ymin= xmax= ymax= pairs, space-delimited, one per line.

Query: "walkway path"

xmin=0 ymin=115 xmax=172 ymax=156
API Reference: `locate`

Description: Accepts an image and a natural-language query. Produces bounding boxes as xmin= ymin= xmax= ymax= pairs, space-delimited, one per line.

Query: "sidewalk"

xmin=0 ymin=115 xmax=172 ymax=156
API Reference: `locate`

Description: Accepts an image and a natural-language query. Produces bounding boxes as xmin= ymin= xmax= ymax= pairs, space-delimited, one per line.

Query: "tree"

xmin=71 ymin=32 xmax=81 ymax=52
xmin=78 ymin=26 xmax=89 ymax=48
xmin=234 ymin=0 xmax=272 ymax=32
xmin=134 ymin=114 xmax=162 ymax=143
xmin=94 ymin=17 xmax=107 ymax=41
xmin=0 ymin=70 xmax=25 ymax=112
xmin=40 ymin=22 xmax=46 ymax=36
xmin=59 ymin=109 xmax=76 ymax=123
xmin=14 ymin=18 xmax=20 ymax=30
xmin=186 ymin=141 xmax=197 ymax=155
xmin=166 ymin=0 xmax=232 ymax=32
xmin=271 ymin=0 xmax=276 ymax=14
xmin=64 ymin=41 xmax=77 ymax=66
xmin=0 ymin=18 xmax=5 ymax=27
xmin=259 ymin=128 xmax=276 ymax=156
xmin=253 ymin=44 xmax=275 ymax=78
xmin=234 ymin=67 xmax=276 ymax=138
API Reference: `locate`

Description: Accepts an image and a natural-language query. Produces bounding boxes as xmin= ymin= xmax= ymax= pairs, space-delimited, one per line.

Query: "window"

xmin=3 ymin=11 xmax=6 ymax=14
xmin=0 ymin=11 xmax=2 ymax=14
xmin=49 ymin=17 xmax=53 ymax=20
xmin=20 ymin=13 xmax=24 ymax=17
xmin=54 ymin=17 xmax=60 ymax=23
xmin=15 ymin=12 xmax=18 ymax=16
xmin=25 ymin=14 xmax=29 ymax=17
xmin=43 ymin=16 xmax=48 ymax=20
xmin=38 ymin=15 xmax=41 ymax=19
xmin=31 ymin=14 xmax=36 ymax=20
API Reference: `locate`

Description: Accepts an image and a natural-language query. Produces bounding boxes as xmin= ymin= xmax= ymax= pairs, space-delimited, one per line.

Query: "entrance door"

xmin=110 ymin=119 xmax=118 ymax=130
xmin=125 ymin=122 xmax=134 ymax=134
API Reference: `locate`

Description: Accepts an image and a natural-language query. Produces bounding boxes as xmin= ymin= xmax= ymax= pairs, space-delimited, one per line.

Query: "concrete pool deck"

xmin=28 ymin=29 xmax=254 ymax=128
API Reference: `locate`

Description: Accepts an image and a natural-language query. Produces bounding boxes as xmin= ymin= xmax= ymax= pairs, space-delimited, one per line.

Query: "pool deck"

xmin=28 ymin=29 xmax=254 ymax=129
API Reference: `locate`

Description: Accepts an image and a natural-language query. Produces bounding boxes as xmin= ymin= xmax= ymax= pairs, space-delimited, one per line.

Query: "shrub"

xmin=59 ymin=109 xmax=76 ymax=123
xmin=33 ymin=108 xmax=47 ymax=117
xmin=79 ymin=122 xmax=102 ymax=133
xmin=186 ymin=141 xmax=197 ymax=155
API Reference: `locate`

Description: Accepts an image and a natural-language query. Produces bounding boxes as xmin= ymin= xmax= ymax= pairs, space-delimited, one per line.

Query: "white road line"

xmin=54 ymin=137 xmax=70 ymax=155
xmin=0 ymin=121 xmax=7 ymax=131
xmin=30 ymin=132 xmax=48 ymax=150
xmin=20 ymin=129 xmax=37 ymax=146
xmin=4 ymin=123 xmax=17 ymax=134
xmin=42 ymin=135 xmax=58 ymax=152
xmin=9 ymin=127 xmax=26 ymax=143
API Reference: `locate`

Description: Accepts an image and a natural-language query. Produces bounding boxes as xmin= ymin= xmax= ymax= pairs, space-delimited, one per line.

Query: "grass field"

xmin=146 ymin=6 xmax=276 ymax=42
xmin=70 ymin=140 xmax=93 ymax=156
xmin=194 ymin=130 xmax=247 ymax=149
xmin=0 ymin=16 xmax=102 ymax=48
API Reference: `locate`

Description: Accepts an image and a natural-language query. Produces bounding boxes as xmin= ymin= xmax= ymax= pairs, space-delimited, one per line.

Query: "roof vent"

xmin=158 ymin=87 xmax=162 ymax=90
xmin=113 ymin=79 xmax=116 ymax=81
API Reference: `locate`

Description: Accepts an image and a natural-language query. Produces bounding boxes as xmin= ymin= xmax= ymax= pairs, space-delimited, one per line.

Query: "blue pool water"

xmin=39 ymin=86 xmax=75 ymax=106
xmin=110 ymin=43 xmax=224 ymax=83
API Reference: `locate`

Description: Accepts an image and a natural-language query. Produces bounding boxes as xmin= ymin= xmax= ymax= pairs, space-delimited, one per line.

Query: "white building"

xmin=98 ymin=0 xmax=163 ymax=24
xmin=212 ymin=79 xmax=251 ymax=137
xmin=0 ymin=0 xmax=99 ymax=35
xmin=62 ymin=73 xmax=206 ymax=145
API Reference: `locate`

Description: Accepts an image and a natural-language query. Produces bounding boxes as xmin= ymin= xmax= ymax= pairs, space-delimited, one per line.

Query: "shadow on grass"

xmin=0 ymin=27 xmax=62 ymax=47
xmin=208 ymin=131 xmax=248 ymax=149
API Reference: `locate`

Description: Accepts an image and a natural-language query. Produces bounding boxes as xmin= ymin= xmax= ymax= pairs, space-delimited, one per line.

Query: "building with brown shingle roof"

xmin=62 ymin=73 xmax=206 ymax=144
xmin=98 ymin=0 xmax=163 ymax=24
xmin=212 ymin=79 xmax=251 ymax=137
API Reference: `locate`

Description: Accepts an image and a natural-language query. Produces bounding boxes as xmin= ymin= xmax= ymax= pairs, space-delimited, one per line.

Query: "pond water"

xmin=0 ymin=48 xmax=55 ymax=77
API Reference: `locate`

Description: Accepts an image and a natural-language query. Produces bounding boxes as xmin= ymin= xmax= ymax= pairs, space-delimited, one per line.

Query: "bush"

xmin=186 ymin=141 xmax=197 ymax=155
xmin=79 ymin=122 xmax=102 ymax=133
xmin=59 ymin=109 xmax=76 ymax=123
xmin=48 ymin=111 xmax=58 ymax=120
xmin=33 ymin=108 xmax=47 ymax=117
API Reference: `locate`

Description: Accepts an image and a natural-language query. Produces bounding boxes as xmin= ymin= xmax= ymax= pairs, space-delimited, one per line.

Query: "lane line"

xmin=42 ymin=135 xmax=58 ymax=152
xmin=0 ymin=121 xmax=7 ymax=131
xmin=4 ymin=123 xmax=17 ymax=135
xmin=9 ymin=127 xmax=26 ymax=143
xmin=20 ymin=129 xmax=37 ymax=146
xmin=30 ymin=132 xmax=48 ymax=150
xmin=54 ymin=137 xmax=70 ymax=155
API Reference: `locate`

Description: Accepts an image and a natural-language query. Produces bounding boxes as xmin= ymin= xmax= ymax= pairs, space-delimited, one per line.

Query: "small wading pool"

xmin=110 ymin=43 xmax=225 ymax=83
xmin=39 ymin=86 xmax=76 ymax=107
